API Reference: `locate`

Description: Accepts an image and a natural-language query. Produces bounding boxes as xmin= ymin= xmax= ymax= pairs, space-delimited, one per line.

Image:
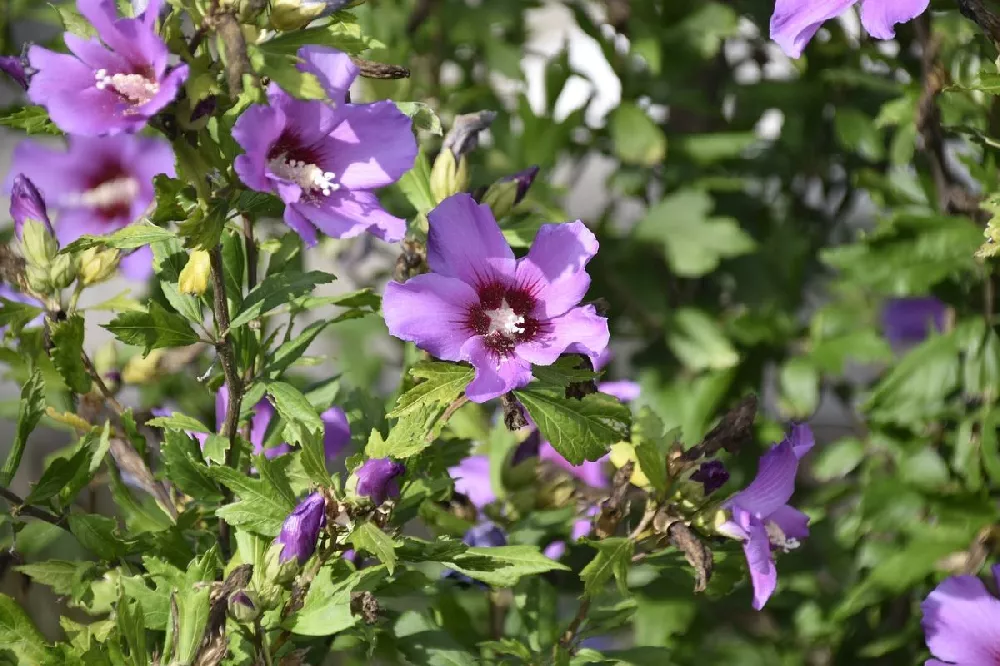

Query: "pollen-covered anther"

xmin=68 ymin=177 xmax=140 ymax=211
xmin=94 ymin=69 xmax=160 ymax=104
xmin=485 ymin=299 xmax=525 ymax=337
xmin=267 ymin=155 xmax=340 ymax=196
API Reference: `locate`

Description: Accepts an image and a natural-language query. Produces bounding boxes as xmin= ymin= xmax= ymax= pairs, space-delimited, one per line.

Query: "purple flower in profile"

xmin=0 ymin=55 xmax=28 ymax=90
xmin=718 ymin=424 xmax=815 ymax=610
xmin=691 ymin=460 xmax=730 ymax=495
xmin=9 ymin=134 xmax=175 ymax=280
xmin=10 ymin=174 xmax=53 ymax=237
xmin=921 ymin=564 xmax=1000 ymax=665
xmin=276 ymin=492 xmax=326 ymax=564
xmin=881 ymin=297 xmax=947 ymax=347
xmin=27 ymin=0 xmax=188 ymax=135
xmin=383 ymin=194 xmax=610 ymax=403
xmin=233 ymin=46 xmax=416 ymax=247
xmin=463 ymin=522 xmax=507 ymax=548
xmin=771 ymin=0 xmax=929 ymax=59
xmin=449 ymin=455 xmax=496 ymax=509
xmin=355 ymin=458 xmax=406 ymax=505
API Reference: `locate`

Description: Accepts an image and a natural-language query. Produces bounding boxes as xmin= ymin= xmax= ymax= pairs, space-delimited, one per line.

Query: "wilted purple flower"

xmin=718 ymin=424 xmax=814 ymax=610
xmin=384 ymin=194 xmax=609 ymax=403
xmin=921 ymin=564 xmax=1000 ymax=665
xmin=771 ymin=0 xmax=928 ymax=59
xmin=233 ymin=46 xmax=415 ymax=247
xmin=0 ymin=55 xmax=28 ymax=90
xmin=501 ymin=166 xmax=540 ymax=205
xmin=276 ymin=492 xmax=326 ymax=564
xmin=27 ymin=0 xmax=188 ymax=135
xmin=355 ymin=458 xmax=406 ymax=505
xmin=881 ymin=297 xmax=947 ymax=347
xmin=10 ymin=174 xmax=53 ymax=237
xmin=449 ymin=455 xmax=495 ymax=508
xmin=691 ymin=460 xmax=730 ymax=495
xmin=9 ymin=134 xmax=175 ymax=280
xmin=463 ymin=522 xmax=507 ymax=548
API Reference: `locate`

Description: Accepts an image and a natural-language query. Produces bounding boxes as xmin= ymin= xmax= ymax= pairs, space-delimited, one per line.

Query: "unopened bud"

xmin=349 ymin=458 xmax=406 ymax=505
xmin=227 ymin=590 xmax=261 ymax=623
xmin=179 ymin=250 xmax=211 ymax=295
xmin=479 ymin=179 xmax=518 ymax=219
xmin=24 ymin=263 xmax=51 ymax=294
xmin=79 ymin=247 xmax=120 ymax=286
xmin=429 ymin=150 xmax=469 ymax=203
xmin=270 ymin=0 xmax=352 ymax=30
xmin=0 ymin=55 xmax=28 ymax=90
xmin=19 ymin=219 xmax=58 ymax=271
xmin=10 ymin=175 xmax=53 ymax=239
xmin=275 ymin=492 xmax=326 ymax=565
xmin=122 ymin=350 xmax=164 ymax=385
xmin=49 ymin=253 xmax=78 ymax=290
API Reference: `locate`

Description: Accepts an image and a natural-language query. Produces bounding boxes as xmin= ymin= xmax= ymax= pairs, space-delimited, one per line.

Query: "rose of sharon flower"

xmin=27 ymin=0 xmax=188 ymax=135
xmin=881 ymin=296 xmax=947 ymax=347
xmin=9 ymin=134 xmax=175 ymax=280
xmin=449 ymin=455 xmax=496 ymax=509
xmin=355 ymin=458 xmax=406 ymax=505
xmin=718 ymin=424 xmax=814 ymax=610
xmin=771 ymin=0 xmax=928 ymax=59
xmin=276 ymin=492 xmax=326 ymax=564
xmin=921 ymin=564 xmax=1000 ymax=665
xmin=233 ymin=46 xmax=416 ymax=247
xmin=384 ymin=194 xmax=609 ymax=403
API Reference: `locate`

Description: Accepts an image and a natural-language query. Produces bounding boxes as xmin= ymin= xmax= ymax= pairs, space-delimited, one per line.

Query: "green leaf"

xmin=285 ymin=566 xmax=386 ymax=636
xmin=59 ymin=222 xmax=176 ymax=254
xmin=53 ymin=4 xmax=98 ymax=37
xmin=266 ymin=381 xmax=324 ymax=435
xmin=0 ymin=368 xmax=45 ymax=487
xmin=69 ymin=514 xmax=130 ymax=560
xmin=229 ymin=271 xmax=336 ymax=329
xmin=262 ymin=320 xmax=333 ymax=378
xmin=0 ymin=593 xmax=56 ymax=664
xmin=210 ymin=466 xmax=295 ymax=537
xmin=812 ymin=437 xmax=865 ymax=482
xmin=0 ymin=106 xmax=60 ymax=135
xmin=159 ymin=430 xmax=221 ymax=502
xmin=635 ymin=189 xmax=755 ymax=277
xmin=26 ymin=444 xmax=92 ymax=505
xmin=513 ymin=388 xmax=631 ymax=465
xmin=176 ymin=199 xmax=229 ymax=251
xmin=396 ymin=102 xmax=443 ymax=135
xmin=394 ymin=611 xmax=478 ymax=665
xmin=580 ymin=537 xmax=633 ymax=596
xmin=49 ymin=314 xmax=91 ymax=394
xmin=116 ymin=584 xmax=146 ymax=666
xmin=103 ymin=302 xmax=200 ymax=354
xmin=370 ymin=402 xmax=443 ymax=459
xmin=257 ymin=20 xmax=384 ymax=57
xmin=397 ymin=149 xmax=436 ymax=214
xmin=446 ymin=546 xmax=569 ymax=587
xmin=609 ymin=102 xmax=666 ymax=166
xmin=666 ymin=308 xmax=739 ymax=371
xmin=149 ymin=175 xmax=196 ymax=225
xmin=631 ymin=408 xmax=670 ymax=494
xmin=171 ymin=586 xmax=211 ymax=665
xmin=151 ymin=235 xmax=203 ymax=323
xmin=349 ymin=522 xmax=399 ymax=574
xmin=389 ymin=362 xmax=475 ymax=418
xmin=865 ymin=330 xmax=961 ymax=424
xmin=0 ymin=297 xmax=43 ymax=334
xmin=146 ymin=412 xmax=211 ymax=433
xmin=15 ymin=561 xmax=97 ymax=597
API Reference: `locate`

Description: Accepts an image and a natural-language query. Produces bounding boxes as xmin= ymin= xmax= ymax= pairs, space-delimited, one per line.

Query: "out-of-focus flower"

xmin=463 ymin=521 xmax=507 ymax=548
xmin=233 ymin=46 xmax=415 ymax=247
xmin=178 ymin=250 xmax=211 ymax=295
xmin=275 ymin=492 xmax=326 ymax=564
xmin=27 ymin=0 xmax=188 ymax=135
xmin=122 ymin=350 xmax=163 ymax=384
xmin=0 ymin=55 xmax=28 ymax=90
xmin=384 ymin=194 xmax=609 ymax=403
xmin=691 ymin=460 xmax=730 ymax=495
xmin=354 ymin=458 xmax=406 ymax=505
xmin=717 ymin=424 xmax=814 ymax=610
xmin=921 ymin=564 xmax=1000 ymax=665
xmin=448 ymin=455 xmax=495 ymax=509
xmin=9 ymin=134 xmax=175 ymax=280
xmin=270 ymin=0 xmax=353 ymax=31
xmin=881 ymin=297 xmax=947 ymax=347
xmin=770 ymin=0 xmax=928 ymax=59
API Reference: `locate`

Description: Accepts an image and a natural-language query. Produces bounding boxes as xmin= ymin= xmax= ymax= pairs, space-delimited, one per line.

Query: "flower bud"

xmin=270 ymin=0 xmax=352 ymax=30
xmin=10 ymin=175 xmax=54 ymax=240
xmin=275 ymin=492 xmax=326 ymax=564
xmin=429 ymin=149 xmax=469 ymax=204
xmin=227 ymin=590 xmax=261 ymax=623
xmin=79 ymin=247 xmax=121 ymax=286
xmin=24 ymin=263 xmax=51 ymax=294
xmin=351 ymin=458 xmax=405 ymax=505
xmin=179 ymin=249 xmax=211 ymax=295
xmin=19 ymin=219 xmax=58 ymax=273
xmin=121 ymin=350 xmax=164 ymax=385
xmin=0 ymin=55 xmax=28 ymax=90
xmin=690 ymin=460 xmax=730 ymax=495
xmin=48 ymin=253 xmax=78 ymax=290
xmin=479 ymin=166 xmax=539 ymax=219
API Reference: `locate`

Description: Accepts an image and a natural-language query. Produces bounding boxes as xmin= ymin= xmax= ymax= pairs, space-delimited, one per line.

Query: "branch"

xmin=956 ymin=0 xmax=1000 ymax=47
xmin=351 ymin=57 xmax=410 ymax=80
xmin=0 ymin=487 xmax=63 ymax=525
xmin=214 ymin=10 xmax=254 ymax=97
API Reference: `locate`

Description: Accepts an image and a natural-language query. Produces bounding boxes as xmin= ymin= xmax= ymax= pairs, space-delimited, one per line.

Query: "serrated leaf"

xmin=396 ymin=101 xmax=443 ymax=135
xmin=159 ymin=430 xmax=221 ymax=502
xmin=389 ymin=362 xmax=474 ymax=417
xmin=370 ymin=401 xmax=443 ymax=459
xmin=229 ymin=271 xmax=336 ymax=329
xmin=0 ymin=297 xmax=43 ymax=334
xmin=210 ymin=466 xmax=295 ymax=537
xmin=609 ymin=102 xmax=666 ymax=166
xmin=59 ymin=222 xmax=176 ymax=254
xmin=257 ymin=21 xmax=384 ymax=57
xmin=0 ymin=106 xmax=60 ymax=135
xmin=631 ymin=408 xmax=670 ymax=493
xmin=580 ymin=537 xmax=633 ymax=596
xmin=349 ymin=522 xmax=398 ymax=574
xmin=69 ymin=513 xmax=130 ymax=560
xmin=0 ymin=593 xmax=56 ymax=663
xmin=49 ymin=314 xmax=91 ymax=394
xmin=446 ymin=546 xmax=569 ymax=587
xmin=284 ymin=566 xmax=386 ymax=636
xmin=15 ymin=560 xmax=96 ymax=597
xmin=667 ymin=308 xmax=739 ymax=371
xmin=116 ymin=584 xmax=146 ymax=666
xmin=0 ymin=368 xmax=45 ymax=487
xmin=104 ymin=302 xmax=200 ymax=354
xmin=263 ymin=320 xmax=333 ymax=379
xmin=397 ymin=149 xmax=435 ymax=214
xmin=172 ymin=586 xmax=210 ymax=665
xmin=514 ymin=388 xmax=632 ymax=465
xmin=146 ymin=412 xmax=211 ymax=433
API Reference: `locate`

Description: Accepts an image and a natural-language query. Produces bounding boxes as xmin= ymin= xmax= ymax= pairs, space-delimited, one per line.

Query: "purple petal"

xmin=727 ymin=439 xmax=799 ymax=519
xmin=769 ymin=0 xmax=855 ymax=58
xmin=276 ymin=492 xmax=326 ymax=563
xmin=355 ymin=458 xmax=406 ymax=505
xmin=768 ymin=504 xmax=809 ymax=541
xmin=788 ymin=423 xmax=815 ymax=459
xmin=543 ymin=541 xmax=566 ymax=560
xmin=233 ymin=105 xmax=287 ymax=191
xmin=539 ymin=443 xmax=608 ymax=488
xmin=64 ymin=33 xmax=130 ymax=71
xmin=921 ymin=573 xmax=1000 ymax=664
xmin=881 ymin=297 xmax=947 ymax=346
xmin=460 ymin=335 xmax=533 ymax=403
xmin=598 ymin=380 xmax=640 ymax=403
xmin=321 ymin=407 xmax=351 ymax=461
xmin=383 ymin=274 xmax=478 ymax=361
xmin=516 ymin=304 xmax=610 ymax=367
xmin=268 ymin=90 xmax=338 ymax=148
xmin=292 ymin=190 xmax=405 ymax=242
xmin=426 ymin=194 xmax=516 ymax=285
xmin=297 ymin=45 xmax=359 ymax=102
xmin=859 ymin=0 xmax=929 ymax=39
xmin=326 ymin=101 xmax=416 ymax=190
xmin=690 ymin=460 xmax=730 ymax=495
xmin=282 ymin=205 xmax=319 ymax=247
xmin=0 ymin=55 xmax=28 ymax=89
xmin=119 ymin=246 xmax=153 ymax=281
xmin=571 ymin=516 xmax=593 ymax=541
xmin=742 ymin=515 xmax=778 ymax=610
xmin=135 ymin=64 xmax=188 ymax=117
xmin=249 ymin=399 xmax=276 ymax=452
xmin=77 ymin=0 xmax=165 ymax=71
xmin=448 ymin=455 xmax=495 ymax=508
xmin=10 ymin=174 xmax=53 ymax=237
xmin=515 ymin=221 xmax=599 ymax=319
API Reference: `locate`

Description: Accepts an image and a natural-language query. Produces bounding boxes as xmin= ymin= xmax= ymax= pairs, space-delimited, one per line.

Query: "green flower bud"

xmin=479 ymin=179 xmax=519 ymax=219
xmin=429 ymin=150 xmax=469 ymax=204
xmin=79 ymin=247 xmax=120 ymax=286
xmin=270 ymin=0 xmax=351 ymax=31
xmin=227 ymin=590 xmax=261 ymax=623
xmin=48 ymin=253 xmax=79 ymax=290
xmin=20 ymin=218 xmax=58 ymax=271
xmin=24 ymin=263 xmax=51 ymax=294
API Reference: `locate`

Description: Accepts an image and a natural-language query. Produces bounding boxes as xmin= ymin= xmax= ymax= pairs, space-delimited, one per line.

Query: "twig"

xmin=0 ymin=487 xmax=63 ymax=525
xmin=81 ymin=352 xmax=125 ymax=415
xmin=214 ymin=10 xmax=255 ymax=97
xmin=556 ymin=597 xmax=591 ymax=653
xmin=956 ymin=0 xmax=1000 ymax=48
xmin=351 ymin=57 xmax=410 ymax=80
xmin=627 ymin=499 xmax=658 ymax=541
xmin=428 ymin=395 xmax=469 ymax=442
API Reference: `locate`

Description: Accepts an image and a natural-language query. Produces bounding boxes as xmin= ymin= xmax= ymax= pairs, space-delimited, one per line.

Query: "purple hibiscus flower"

xmin=354 ymin=458 xmax=406 ymax=505
xmin=276 ymin=492 xmax=326 ymax=564
xmin=881 ymin=296 xmax=947 ymax=347
xmin=233 ymin=46 xmax=416 ymax=247
xmin=383 ymin=194 xmax=609 ymax=403
xmin=771 ymin=0 xmax=928 ymax=59
xmin=718 ymin=423 xmax=814 ymax=610
xmin=921 ymin=564 xmax=1000 ymax=665
xmin=8 ymin=134 xmax=175 ymax=280
xmin=27 ymin=0 xmax=188 ymax=135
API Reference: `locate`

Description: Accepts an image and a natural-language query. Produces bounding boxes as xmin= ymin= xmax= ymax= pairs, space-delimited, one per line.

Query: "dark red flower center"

xmin=77 ymin=162 xmax=137 ymax=222
xmin=464 ymin=279 xmax=544 ymax=358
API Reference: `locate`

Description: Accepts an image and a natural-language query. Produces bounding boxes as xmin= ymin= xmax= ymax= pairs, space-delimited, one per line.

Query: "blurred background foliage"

xmin=1 ymin=0 xmax=999 ymax=663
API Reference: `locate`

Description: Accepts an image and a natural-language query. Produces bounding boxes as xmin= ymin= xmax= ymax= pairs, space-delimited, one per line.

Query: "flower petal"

xmin=426 ymin=194 xmax=516 ymax=284
xmin=321 ymin=407 xmax=351 ymax=461
xmin=770 ymin=0 xmax=855 ymax=58
xmin=293 ymin=190 xmax=405 ymax=243
xmin=859 ymin=0 xmax=929 ymax=39
xmin=540 ymin=443 xmax=609 ymax=488
xmin=448 ymin=455 xmax=495 ymax=508
xmin=297 ymin=46 xmax=359 ymax=102
xmin=282 ymin=204 xmax=319 ymax=247
xmin=63 ymin=33 xmax=129 ymax=71
xmin=233 ymin=105 xmax=286 ymax=191
xmin=119 ymin=246 xmax=153 ymax=281
xmin=743 ymin=516 xmax=778 ymax=610
xmin=268 ymin=90 xmax=338 ymax=147
xmin=768 ymin=504 xmax=810 ymax=541
xmin=461 ymin=335 xmax=533 ymax=403
xmin=599 ymin=380 xmax=640 ymax=403
xmin=516 ymin=305 xmax=610 ymax=367
xmin=515 ymin=221 xmax=598 ymax=319
xmin=921 ymin=573 xmax=1000 ymax=664
xmin=383 ymin=274 xmax=478 ymax=361
xmin=788 ymin=423 xmax=815 ymax=459
xmin=728 ymin=439 xmax=799 ymax=518
xmin=326 ymin=101 xmax=417 ymax=190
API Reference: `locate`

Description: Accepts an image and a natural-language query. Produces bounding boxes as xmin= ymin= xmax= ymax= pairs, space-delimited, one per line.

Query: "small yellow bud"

xmin=429 ymin=151 xmax=469 ymax=204
xmin=608 ymin=442 xmax=651 ymax=488
xmin=79 ymin=247 xmax=121 ymax=286
xmin=179 ymin=250 xmax=212 ymax=296
xmin=122 ymin=350 xmax=164 ymax=385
